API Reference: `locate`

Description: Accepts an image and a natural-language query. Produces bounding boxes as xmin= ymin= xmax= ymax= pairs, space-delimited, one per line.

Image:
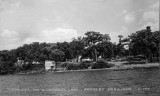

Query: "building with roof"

xmin=45 ymin=60 xmax=56 ymax=71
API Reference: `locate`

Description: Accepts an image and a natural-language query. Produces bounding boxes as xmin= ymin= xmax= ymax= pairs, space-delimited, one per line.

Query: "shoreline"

xmin=15 ymin=62 xmax=160 ymax=74
xmin=56 ymin=63 xmax=160 ymax=72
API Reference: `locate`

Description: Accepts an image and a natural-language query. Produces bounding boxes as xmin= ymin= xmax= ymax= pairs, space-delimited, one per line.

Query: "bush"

xmin=78 ymin=61 xmax=92 ymax=69
xmin=60 ymin=62 xmax=80 ymax=70
xmin=60 ymin=62 xmax=69 ymax=68
xmin=60 ymin=60 xmax=114 ymax=70
xmin=91 ymin=59 xmax=114 ymax=69
xmin=0 ymin=61 xmax=17 ymax=74
xmin=124 ymin=61 xmax=146 ymax=65
xmin=67 ymin=63 xmax=79 ymax=70
xmin=125 ymin=55 xmax=146 ymax=64
xmin=127 ymin=55 xmax=146 ymax=61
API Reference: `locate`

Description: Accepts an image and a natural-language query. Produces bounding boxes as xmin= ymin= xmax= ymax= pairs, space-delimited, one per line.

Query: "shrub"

xmin=124 ymin=61 xmax=146 ymax=65
xmin=0 ymin=61 xmax=17 ymax=74
xmin=127 ymin=55 xmax=146 ymax=61
xmin=60 ymin=62 xmax=80 ymax=70
xmin=78 ymin=61 xmax=92 ymax=69
xmin=91 ymin=59 xmax=114 ymax=69
xmin=67 ymin=63 xmax=79 ymax=70
xmin=60 ymin=62 xmax=68 ymax=68
xmin=126 ymin=55 xmax=146 ymax=64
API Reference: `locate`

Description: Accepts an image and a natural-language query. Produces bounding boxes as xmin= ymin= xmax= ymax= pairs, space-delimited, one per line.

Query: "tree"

xmin=84 ymin=31 xmax=104 ymax=61
xmin=118 ymin=35 xmax=123 ymax=44
xmin=84 ymin=31 xmax=103 ymax=45
xmin=50 ymin=49 xmax=65 ymax=69
xmin=128 ymin=26 xmax=157 ymax=62
xmin=148 ymin=31 xmax=160 ymax=61
xmin=102 ymin=34 xmax=111 ymax=42
xmin=97 ymin=42 xmax=113 ymax=59
xmin=39 ymin=54 xmax=48 ymax=62
xmin=57 ymin=42 xmax=73 ymax=61
xmin=70 ymin=37 xmax=85 ymax=61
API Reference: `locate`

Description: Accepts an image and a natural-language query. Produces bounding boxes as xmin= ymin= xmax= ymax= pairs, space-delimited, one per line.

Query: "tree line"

xmin=0 ymin=26 xmax=159 ymax=74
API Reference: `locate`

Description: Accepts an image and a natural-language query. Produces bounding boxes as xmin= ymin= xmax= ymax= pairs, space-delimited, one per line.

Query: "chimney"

xmin=146 ymin=26 xmax=151 ymax=31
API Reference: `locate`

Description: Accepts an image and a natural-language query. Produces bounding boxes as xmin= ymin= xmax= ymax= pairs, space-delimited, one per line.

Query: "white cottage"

xmin=15 ymin=57 xmax=24 ymax=67
xmin=45 ymin=60 xmax=56 ymax=71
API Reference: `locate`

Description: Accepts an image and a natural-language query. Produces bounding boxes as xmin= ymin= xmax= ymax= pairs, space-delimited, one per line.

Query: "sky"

xmin=0 ymin=0 xmax=159 ymax=50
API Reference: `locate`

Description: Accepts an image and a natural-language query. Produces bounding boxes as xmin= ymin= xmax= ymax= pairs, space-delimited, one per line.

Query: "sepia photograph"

xmin=0 ymin=0 xmax=159 ymax=96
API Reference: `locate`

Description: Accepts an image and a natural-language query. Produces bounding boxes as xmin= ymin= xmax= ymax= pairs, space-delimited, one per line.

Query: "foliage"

xmin=84 ymin=31 xmax=111 ymax=61
xmin=128 ymin=28 xmax=160 ymax=62
xmin=50 ymin=49 xmax=65 ymax=62
xmin=96 ymin=42 xmax=114 ymax=59
xmin=78 ymin=61 xmax=92 ymax=69
xmin=60 ymin=61 xmax=92 ymax=70
xmin=61 ymin=62 xmax=80 ymax=70
xmin=0 ymin=26 xmax=159 ymax=74
xmin=70 ymin=37 xmax=85 ymax=60
xmin=91 ymin=59 xmax=114 ymax=69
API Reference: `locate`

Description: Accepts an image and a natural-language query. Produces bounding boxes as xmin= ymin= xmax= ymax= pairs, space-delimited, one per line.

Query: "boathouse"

xmin=45 ymin=60 xmax=56 ymax=71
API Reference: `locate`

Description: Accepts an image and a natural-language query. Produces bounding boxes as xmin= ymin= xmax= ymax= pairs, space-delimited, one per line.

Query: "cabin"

xmin=16 ymin=60 xmax=24 ymax=67
xmin=45 ymin=60 xmax=56 ymax=71
xmin=15 ymin=57 xmax=25 ymax=67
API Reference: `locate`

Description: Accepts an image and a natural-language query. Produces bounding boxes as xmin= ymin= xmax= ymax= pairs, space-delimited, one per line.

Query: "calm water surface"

xmin=0 ymin=69 xmax=160 ymax=96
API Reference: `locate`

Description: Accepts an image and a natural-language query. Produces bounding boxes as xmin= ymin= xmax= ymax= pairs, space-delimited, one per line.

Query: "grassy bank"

xmin=2 ymin=61 xmax=160 ymax=75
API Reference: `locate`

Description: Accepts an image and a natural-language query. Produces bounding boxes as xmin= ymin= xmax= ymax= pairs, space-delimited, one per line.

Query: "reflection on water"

xmin=0 ymin=69 xmax=160 ymax=96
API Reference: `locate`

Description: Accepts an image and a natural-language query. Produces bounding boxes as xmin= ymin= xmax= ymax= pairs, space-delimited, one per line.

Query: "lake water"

xmin=0 ymin=69 xmax=160 ymax=96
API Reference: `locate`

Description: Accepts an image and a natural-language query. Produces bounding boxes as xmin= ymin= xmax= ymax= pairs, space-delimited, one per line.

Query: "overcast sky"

xmin=0 ymin=0 xmax=159 ymax=50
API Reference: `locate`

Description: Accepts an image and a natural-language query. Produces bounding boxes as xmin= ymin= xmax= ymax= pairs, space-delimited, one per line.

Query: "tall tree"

xmin=84 ymin=31 xmax=103 ymax=61
xmin=84 ymin=31 xmax=111 ymax=61
xmin=70 ymin=37 xmax=85 ymax=61
xmin=118 ymin=35 xmax=123 ymax=44
xmin=128 ymin=26 xmax=156 ymax=62
xmin=50 ymin=49 xmax=65 ymax=69
xmin=57 ymin=42 xmax=73 ymax=61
